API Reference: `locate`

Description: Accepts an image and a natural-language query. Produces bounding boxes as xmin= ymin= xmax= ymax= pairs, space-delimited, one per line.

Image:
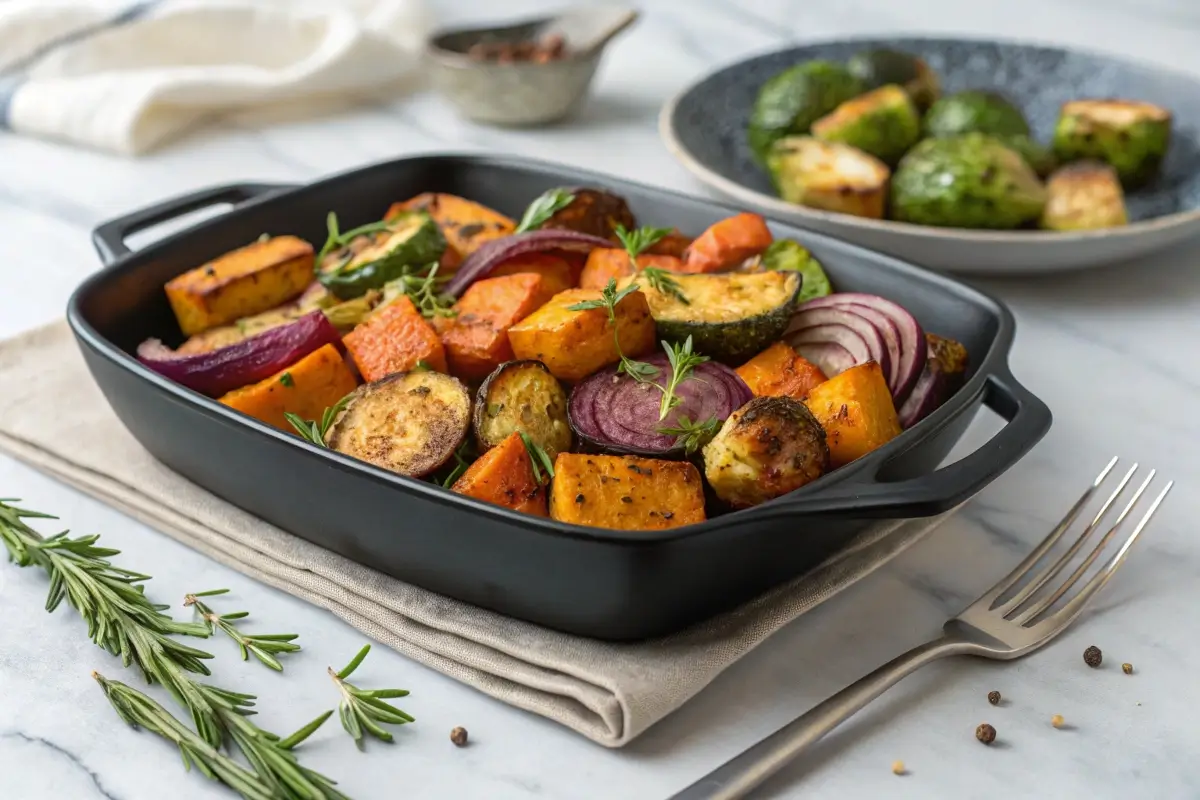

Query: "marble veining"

xmin=2 ymin=0 xmax=1199 ymax=798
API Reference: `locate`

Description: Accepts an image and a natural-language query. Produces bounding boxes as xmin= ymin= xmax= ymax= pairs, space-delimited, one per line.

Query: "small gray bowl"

xmin=426 ymin=7 xmax=637 ymax=127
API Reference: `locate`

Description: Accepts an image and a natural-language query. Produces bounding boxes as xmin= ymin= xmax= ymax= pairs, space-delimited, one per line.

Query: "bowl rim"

xmin=424 ymin=14 xmax=603 ymax=68
xmin=659 ymin=34 xmax=1200 ymax=244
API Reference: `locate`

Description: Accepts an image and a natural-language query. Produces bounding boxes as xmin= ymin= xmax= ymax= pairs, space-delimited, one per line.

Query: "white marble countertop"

xmin=2 ymin=1 xmax=1199 ymax=798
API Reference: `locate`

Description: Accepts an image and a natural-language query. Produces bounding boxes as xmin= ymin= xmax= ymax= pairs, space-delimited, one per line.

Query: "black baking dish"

xmin=67 ymin=153 xmax=1051 ymax=641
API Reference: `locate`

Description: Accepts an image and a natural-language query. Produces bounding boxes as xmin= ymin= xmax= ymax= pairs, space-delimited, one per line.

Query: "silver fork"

xmin=671 ymin=457 xmax=1173 ymax=800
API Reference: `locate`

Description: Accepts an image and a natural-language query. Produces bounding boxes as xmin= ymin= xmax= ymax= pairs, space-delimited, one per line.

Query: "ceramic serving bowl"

xmin=660 ymin=36 xmax=1200 ymax=275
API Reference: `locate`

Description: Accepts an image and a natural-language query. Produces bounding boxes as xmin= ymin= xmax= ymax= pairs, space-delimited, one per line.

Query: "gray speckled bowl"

xmin=661 ymin=37 xmax=1200 ymax=275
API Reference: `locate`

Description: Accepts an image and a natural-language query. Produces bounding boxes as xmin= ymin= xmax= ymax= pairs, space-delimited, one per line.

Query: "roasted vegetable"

xmin=451 ymin=431 xmax=548 ymax=516
xmin=624 ymin=270 xmax=801 ymax=363
xmin=767 ymin=136 xmax=890 ymax=219
xmin=548 ymin=453 xmax=707 ymax=530
xmin=924 ymin=90 xmax=1031 ymax=138
xmin=681 ymin=213 xmax=774 ymax=273
xmin=645 ymin=229 xmax=693 ymax=258
xmin=748 ymin=61 xmax=866 ymax=162
xmin=342 ymin=296 xmax=447 ymax=382
xmin=756 ymin=239 xmax=833 ymax=303
xmin=445 ymin=229 xmax=612 ymax=297
xmin=438 ymin=273 xmax=556 ymax=382
xmin=474 ymin=360 xmax=572 ymax=460
xmin=578 ymin=249 xmax=684 ymax=291
xmin=138 ymin=310 xmax=342 ymax=398
xmin=568 ymin=354 xmax=752 ymax=458
xmin=897 ymin=333 xmax=969 ymax=428
xmin=538 ymin=188 xmax=637 ymax=241
xmin=811 ymin=85 xmax=922 ymax=166
xmin=736 ymin=341 xmax=828 ymax=401
xmin=219 ymin=344 xmax=358 ymax=431
xmin=802 ymin=360 xmax=901 ymax=468
xmin=165 ymin=235 xmax=314 ymax=336
xmin=890 ymin=134 xmax=1047 ymax=229
xmin=488 ymin=253 xmax=577 ymax=296
xmin=1040 ymin=161 xmax=1128 ymax=231
xmin=702 ymin=396 xmax=829 ymax=508
xmin=506 ymin=287 xmax=656 ymax=382
xmin=388 ymin=193 xmax=516 ymax=257
xmin=999 ymin=134 xmax=1058 ymax=178
xmin=328 ymin=370 xmax=471 ymax=478
xmin=1052 ymin=99 xmax=1172 ymax=188
xmin=318 ymin=211 xmax=446 ymax=300
xmin=846 ymin=48 xmax=940 ymax=111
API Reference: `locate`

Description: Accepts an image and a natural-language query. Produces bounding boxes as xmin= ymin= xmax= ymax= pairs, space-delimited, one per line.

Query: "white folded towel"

xmin=0 ymin=0 xmax=432 ymax=155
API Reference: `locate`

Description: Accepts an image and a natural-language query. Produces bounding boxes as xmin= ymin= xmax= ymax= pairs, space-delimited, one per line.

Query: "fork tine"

xmin=1030 ymin=480 xmax=1172 ymax=632
xmin=984 ymin=456 xmax=1119 ymax=607
xmin=998 ymin=461 xmax=1138 ymax=616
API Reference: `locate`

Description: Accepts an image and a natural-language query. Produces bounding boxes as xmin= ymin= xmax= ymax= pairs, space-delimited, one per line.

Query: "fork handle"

xmin=669 ymin=636 xmax=971 ymax=800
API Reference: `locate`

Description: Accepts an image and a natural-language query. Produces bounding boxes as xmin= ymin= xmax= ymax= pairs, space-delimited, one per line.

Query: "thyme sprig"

xmin=657 ymin=336 xmax=710 ymax=422
xmin=656 ymin=415 xmax=721 ymax=455
xmin=641 ymin=266 xmax=689 ymax=305
xmin=514 ymin=188 xmax=575 ymax=233
xmin=389 ymin=262 xmax=457 ymax=320
xmin=316 ymin=212 xmax=394 ymax=266
xmin=567 ymin=278 xmax=659 ymax=383
xmin=285 ymin=393 xmax=352 ymax=448
xmin=329 ymin=645 xmax=414 ymax=749
xmin=185 ymin=589 xmax=301 ymax=672
xmin=614 ymin=224 xmax=672 ymax=261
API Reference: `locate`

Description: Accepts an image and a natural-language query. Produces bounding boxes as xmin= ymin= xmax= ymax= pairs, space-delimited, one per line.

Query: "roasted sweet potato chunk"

xmin=438 ymin=273 xmax=557 ymax=382
xmin=388 ymin=193 xmax=515 ymax=256
xmin=578 ymin=249 xmax=685 ymax=291
xmin=803 ymin=360 xmax=901 ymax=467
xmin=736 ymin=341 xmax=828 ymax=401
xmin=487 ymin=253 xmax=576 ymax=297
xmin=451 ymin=431 xmax=548 ymax=516
xmin=219 ymin=344 xmax=358 ymax=431
xmin=165 ymin=235 xmax=314 ymax=336
xmin=682 ymin=213 xmax=774 ymax=273
xmin=343 ymin=296 xmax=446 ymax=382
xmin=549 ymin=453 xmax=706 ymax=530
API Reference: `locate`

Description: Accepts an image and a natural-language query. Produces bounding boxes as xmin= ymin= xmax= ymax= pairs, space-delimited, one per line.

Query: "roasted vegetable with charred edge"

xmin=735 ymin=341 xmax=828 ymax=401
xmin=388 ymin=192 xmax=516 ymax=257
xmin=802 ymin=360 xmax=901 ymax=468
xmin=748 ymin=61 xmax=866 ymax=163
xmin=767 ymin=136 xmax=890 ymax=220
xmin=897 ymin=333 xmax=970 ymax=429
xmin=811 ymin=85 xmax=923 ymax=166
xmin=681 ymin=212 xmax=774 ymax=274
xmin=474 ymin=360 xmax=572 ymax=461
xmin=437 ymin=272 xmax=557 ymax=382
xmin=327 ymin=370 xmax=471 ymax=478
xmin=702 ymin=396 xmax=830 ymax=508
xmin=847 ymin=48 xmax=940 ymax=111
xmin=755 ymin=239 xmax=833 ymax=303
xmin=1052 ymin=99 xmax=1172 ymax=188
xmin=923 ymin=90 xmax=1031 ymax=139
xmin=537 ymin=188 xmax=637 ymax=241
xmin=623 ymin=269 xmax=801 ymax=364
xmin=451 ymin=431 xmax=548 ymax=516
xmin=342 ymin=295 xmax=447 ymax=382
xmin=219 ymin=343 xmax=358 ymax=432
xmin=890 ymin=134 xmax=1047 ymax=229
xmin=549 ymin=453 xmax=707 ymax=530
xmin=318 ymin=211 xmax=447 ymax=300
xmin=1040 ymin=161 xmax=1128 ymax=231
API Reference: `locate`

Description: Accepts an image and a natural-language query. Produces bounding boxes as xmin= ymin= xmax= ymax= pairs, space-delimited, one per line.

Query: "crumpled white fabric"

xmin=0 ymin=0 xmax=432 ymax=155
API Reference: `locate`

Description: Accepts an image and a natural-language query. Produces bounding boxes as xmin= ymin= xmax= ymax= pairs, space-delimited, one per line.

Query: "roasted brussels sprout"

xmin=757 ymin=239 xmax=833 ymax=303
xmin=1052 ymin=99 xmax=1172 ymax=188
xmin=1040 ymin=161 xmax=1128 ymax=231
xmin=748 ymin=61 xmax=865 ymax=163
xmin=890 ymin=134 xmax=1047 ymax=229
xmin=923 ymin=90 xmax=1031 ymax=138
xmin=846 ymin=48 xmax=940 ymax=111
xmin=767 ymin=136 xmax=890 ymax=219
xmin=997 ymin=134 xmax=1058 ymax=178
xmin=811 ymin=84 xmax=922 ymax=166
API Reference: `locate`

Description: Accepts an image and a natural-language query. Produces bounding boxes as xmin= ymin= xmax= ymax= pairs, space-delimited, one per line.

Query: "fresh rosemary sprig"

xmin=567 ymin=278 xmax=659 ymax=383
xmin=317 ymin=211 xmax=394 ymax=266
xmin=519 ymin=433 xmax=556 ymax=484
xmin=657 ymin=336 xmax=709 ymax=421
xmin=185 ymin=589 xmax=301 ymax=672
xmin=438 ymin=440 xmax=475 ymax=488
xmin=614 ymin=224 xmax=672 ymax=261
xmin=285 ymin=393 xmax=352 ymax=448
xmin=656 ymin=415 xmax=721 ymax=455
xmin=640 ymin=266 xmax=689 ymax=305
xmin=328 ymin=645 xmax=414 ymax=749
xmin=514 ymin=188 xmax=575 ymax=233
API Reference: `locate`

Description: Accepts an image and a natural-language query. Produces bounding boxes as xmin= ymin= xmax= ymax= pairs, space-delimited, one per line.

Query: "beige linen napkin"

xmin=0 ymin=320 xmax=958 ymax=747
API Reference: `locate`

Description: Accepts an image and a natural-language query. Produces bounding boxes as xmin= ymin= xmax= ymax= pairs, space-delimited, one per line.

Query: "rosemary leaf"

xmin=185 ymin=590 xmax=301 ymax=672
xmin=328 ymin=645 xmax=414 ymax=749
xmin=514 ymin=188 xmax=575 ymax=233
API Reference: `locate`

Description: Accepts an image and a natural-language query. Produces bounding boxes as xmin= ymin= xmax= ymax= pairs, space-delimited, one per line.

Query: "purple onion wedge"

xmin=785 ymin=306 xmax=890 ymax=380
xmin=445 ymin=229 xmax=612 ymax=297
xmin=137 ymin=310 xmax=341 ymax=398
xmin=898 ymin=333 xmax=970 ymax=428
xmin=568 ymin=354 xmax=753 ymax=458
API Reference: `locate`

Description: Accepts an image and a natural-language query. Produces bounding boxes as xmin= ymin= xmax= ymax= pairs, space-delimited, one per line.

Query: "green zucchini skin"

xmin=633 ymin=271 xmax=802 ymax=363
xmin=319 ymin=211 xmax=446 ymax=300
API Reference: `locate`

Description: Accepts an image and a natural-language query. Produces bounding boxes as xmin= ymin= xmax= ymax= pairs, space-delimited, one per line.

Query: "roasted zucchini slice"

xmin=318 ymin=211 xmax=447 ymax=300
xmin=702 ymin=396 xmax=830 ymax=508
xmin=474 ymin=360 xmax=573 ymax=460
xmin=328 ymin=371 xmax=470 ymax=478
xmin=767 ymin=136 xmax=890 ymax=219
xmin=620 ymin=270 xmax=802 ymax=363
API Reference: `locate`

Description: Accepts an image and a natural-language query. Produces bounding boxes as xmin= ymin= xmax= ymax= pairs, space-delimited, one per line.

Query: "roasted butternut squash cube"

xmin=803 ymin=360 xmax=901 ymax=467
xmin=736 ymin=341 xmax=828 ymax=401
xmin=218 ymin=344 xmax=358 ymax=431
xmin=451 ymin=431 xmax=548 ymax=517
xmin=165 ymin=235 xmax=314 ymax=336
xmin=343 ymin=296 xmax=447 ymax=382
xmin=549 ymin=453 xmax=706 ymax=530
xmin=388 ymin=193 xmax=515 ymax=256
xmin=506 ymin=288 xmax=656 ymax=382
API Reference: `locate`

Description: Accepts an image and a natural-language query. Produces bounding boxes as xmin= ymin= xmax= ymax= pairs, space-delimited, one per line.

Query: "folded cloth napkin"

xmin=0 ymin=0 xmax=431 ymax=155
xmin=0 ymin=320 xmax=960 ymax=747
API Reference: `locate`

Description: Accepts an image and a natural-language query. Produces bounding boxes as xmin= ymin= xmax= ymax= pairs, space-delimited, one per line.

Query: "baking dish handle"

xmin=92 ymin=182 xmax=298 ymax=265
xmin=763 ymin=368 xmax=1052 ymax=520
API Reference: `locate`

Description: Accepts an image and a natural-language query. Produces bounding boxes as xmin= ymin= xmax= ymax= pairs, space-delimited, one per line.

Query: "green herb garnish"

xmin=641 ymin=266 xmax=689 ymax=305
xmin=567 ymin=278 xmax=659 ymax=384
xmin=414 ymin=359 xmax=433 ymax=372
xmin=279 ymin=371 xmax=294 ymax=388
xmin=316 ymin=211 xmax=394 ymax=266
xmin=285 ymin=393 xmax=352 ymax=448
xmin=514 ymin=188 xmax=575 ymax=233
xmin=657 ymin=336 xmax=709 ymax=421
xmin=519 ymin=432 xmax=556 ymax=484
xmin=614 ymin=224 xmax=672 ymax=261
xmin=439 ymin=440 xmax=475 ymax=488
xmin=328 ymin=645 xmax=414 ymax=749
xmin=656 ymin=415 xmax=721 ymax=455
xmin=184 ymin=589 xmax=301 ymax=672
xmin=403 ymin=262 xmax=457 ymax=320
